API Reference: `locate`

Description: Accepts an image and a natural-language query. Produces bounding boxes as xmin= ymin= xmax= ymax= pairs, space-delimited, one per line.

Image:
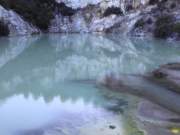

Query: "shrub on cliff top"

xmin=154 ymin=14 xmax=180 ymax=39
xmin=0 ymin=21 xmax=9 ymax=36
xmin=154 ymin=15 xmax=174 ymax=38
xmin=173 ymin=23 xmax=180 ymax=37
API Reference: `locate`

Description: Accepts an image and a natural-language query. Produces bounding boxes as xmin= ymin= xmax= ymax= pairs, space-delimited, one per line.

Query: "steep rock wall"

xmin=56 ymin=0 xmax=150 ymax=10
xmin=0 ymin=5 xmax=39 ymax=36
xmin=49 ymin=0 xmax=149 ymax=33
xmin=0 ymin=0 xmax=179 ymax=39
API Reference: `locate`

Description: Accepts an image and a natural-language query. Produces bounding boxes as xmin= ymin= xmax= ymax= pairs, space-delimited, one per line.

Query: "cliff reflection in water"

xmin=0 ymin=34 xmax=180 ymax=102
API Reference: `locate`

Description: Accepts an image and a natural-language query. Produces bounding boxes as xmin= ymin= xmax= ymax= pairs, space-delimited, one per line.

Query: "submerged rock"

xmin=109 ymin=125 xmax=116 ymax=129
xmin=101 ymin=63 xmax=180 ymax=134
xmin=100 ymin=63 xmax=180 ymax=114
xmin=138 ymin=100 xmax=180 ymax=127
xmin=137 ymin=100 xmax=180 ymax=135
xmin=150 ymin=63 xmax=180 ymax=93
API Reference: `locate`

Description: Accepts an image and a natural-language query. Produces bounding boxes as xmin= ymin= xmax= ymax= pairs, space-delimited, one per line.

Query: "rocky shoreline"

xmin=101 ymin=63 xmax=180 ymax=135
xmin=137 ymin=100 xmax=180 ymax=135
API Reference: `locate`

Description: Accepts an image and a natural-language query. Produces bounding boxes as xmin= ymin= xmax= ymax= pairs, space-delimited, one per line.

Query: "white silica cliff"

xmin=0 ymin=5 xmax=39 ymax=36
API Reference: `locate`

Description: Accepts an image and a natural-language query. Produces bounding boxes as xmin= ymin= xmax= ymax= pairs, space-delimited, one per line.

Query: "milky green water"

xmin=0 ymin=34 xmax=180 ymax=135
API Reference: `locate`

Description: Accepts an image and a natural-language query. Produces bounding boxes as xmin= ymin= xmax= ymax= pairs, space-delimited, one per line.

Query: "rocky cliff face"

xmin=49 ymin=0 xmax=150 ymax=33
xmin=0 ymin=0 xmax=180 ymax=39
xmin=56 ymin=0 xmax=149 ymax=11
xmin=131 ymin=0 xmax=180 ymax=39
xmin=0 ymin=5 xmax=39 ymax=36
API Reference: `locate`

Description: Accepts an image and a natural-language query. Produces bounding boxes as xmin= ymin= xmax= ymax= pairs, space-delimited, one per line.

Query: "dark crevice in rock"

xmin=126 ymin=5 xmax=134 ymax=12
xmin=149 ymin=0 xmax=160 ymax=5
xmin=57 ymin=2 xmax=77 ymax=16
xmin=134 ymin=18 xmax=146 ymax=28
xmin=103 ymin=7 xmax=123 ymax=17
xmin=0 ymin=20 xmax=9 ymax=37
